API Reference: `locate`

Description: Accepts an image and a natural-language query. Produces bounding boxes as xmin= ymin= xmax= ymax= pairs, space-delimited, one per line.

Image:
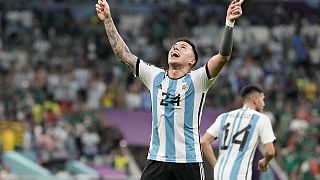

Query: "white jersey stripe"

xmin=156 ymin=77 xmax=168 ymax=161
xmin=149 ymin=72 xmax=165 ymax=159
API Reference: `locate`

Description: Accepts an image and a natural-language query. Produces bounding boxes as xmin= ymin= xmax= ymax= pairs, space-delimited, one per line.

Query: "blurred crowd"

xmin=0 ymin=0 xmax=319 ymax=179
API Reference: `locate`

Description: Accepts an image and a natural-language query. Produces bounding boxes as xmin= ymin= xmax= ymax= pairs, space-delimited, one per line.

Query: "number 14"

xmin=221 ymin=123 xmax=252 ymax=151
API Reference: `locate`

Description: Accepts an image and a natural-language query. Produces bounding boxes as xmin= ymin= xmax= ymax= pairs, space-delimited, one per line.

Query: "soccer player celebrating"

xmin=201 ymin=85 xmax=276 ymax=180
xmin=96 ymin=0 xmax=242 ymax=179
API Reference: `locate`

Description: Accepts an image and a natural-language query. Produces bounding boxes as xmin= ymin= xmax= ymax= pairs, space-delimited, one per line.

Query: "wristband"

xmin=226 ymin=18 xmax=235 ymax=27
xmin=219 ymin=25 xmax=234 ymax=56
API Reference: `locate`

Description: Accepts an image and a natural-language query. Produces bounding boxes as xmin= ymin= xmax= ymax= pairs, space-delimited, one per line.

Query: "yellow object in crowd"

xmin=114 ymin=154 xmax=129 ymax=171
xmin=1 ymin=129 xmax=15 ymax=151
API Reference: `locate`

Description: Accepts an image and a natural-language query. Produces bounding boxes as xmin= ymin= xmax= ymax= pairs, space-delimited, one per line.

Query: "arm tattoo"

xmin=104 ymin=18 xmax=137 ymax=72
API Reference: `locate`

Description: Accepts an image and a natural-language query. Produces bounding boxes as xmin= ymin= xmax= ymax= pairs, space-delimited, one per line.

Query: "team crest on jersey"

xmin=181 ymin=82 xmax=188 ymax=91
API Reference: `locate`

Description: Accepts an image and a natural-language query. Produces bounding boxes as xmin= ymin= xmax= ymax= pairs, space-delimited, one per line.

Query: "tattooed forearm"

xmin=104 ymin=18 xmax=137 ymax=72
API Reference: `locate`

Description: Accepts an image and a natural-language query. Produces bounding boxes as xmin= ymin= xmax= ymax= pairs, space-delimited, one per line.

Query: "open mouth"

xmin=171 ymin=51 xmax=180 ymax=58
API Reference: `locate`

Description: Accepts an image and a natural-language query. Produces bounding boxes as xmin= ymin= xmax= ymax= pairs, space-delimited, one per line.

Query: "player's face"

xmin=254 ymin=93 xmax=265 ymax=113
xmin=168 ymin=41 xmax=196 ymax=68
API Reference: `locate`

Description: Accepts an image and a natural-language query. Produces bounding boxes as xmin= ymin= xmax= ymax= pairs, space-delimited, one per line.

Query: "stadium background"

xmin=0 ymin=0 xmax=319 ymax=179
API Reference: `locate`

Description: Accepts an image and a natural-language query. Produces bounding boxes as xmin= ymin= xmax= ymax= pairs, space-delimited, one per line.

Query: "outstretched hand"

xmin=227 ymin=0 xmax=243 ymax=22
xmin=96 ymin=0 xmax=111 ymax=22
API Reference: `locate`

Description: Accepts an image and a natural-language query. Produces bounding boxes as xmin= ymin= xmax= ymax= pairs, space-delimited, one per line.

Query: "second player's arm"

xmin=200 ymin=133 xmax=217 ymax=168
xmin=103 ymin=17 xmax=138 ymax=72
xmin=258 ymin=142 xmax=275 ymax=171
xmin=263 ymin=142 xmax=275 ymax=162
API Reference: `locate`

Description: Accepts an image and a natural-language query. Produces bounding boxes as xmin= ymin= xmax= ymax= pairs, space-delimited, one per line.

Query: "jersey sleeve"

xmin=258 ymin=116 xmax=276 ymax=145
xmin=191 ymin=63 xmax=217 ymax=92
xmin=206 ymin=114 xmax=223 ymax=138
xmin=135 ymin=59 xmax=164 ymax=90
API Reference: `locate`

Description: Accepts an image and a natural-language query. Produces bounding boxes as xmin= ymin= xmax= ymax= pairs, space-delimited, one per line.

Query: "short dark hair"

xmin=177 ymin=38 xmax=198 ymax=67
xmin=240 ymin=85 xmax=263 ymax=99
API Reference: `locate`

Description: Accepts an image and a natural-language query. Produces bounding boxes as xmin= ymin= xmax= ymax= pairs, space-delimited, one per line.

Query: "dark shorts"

xmin=140 ymin=160 xmax=205 ymax=180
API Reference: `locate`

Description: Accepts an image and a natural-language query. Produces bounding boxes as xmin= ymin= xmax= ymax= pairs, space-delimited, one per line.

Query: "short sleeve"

xmin=206 ymin=114 xmax=223 ymax=138
xmin=136 ymin=59 xmax=164 ymax=90
xmin=191 ymin=64 xmax=217 ymax=92
xmin=259 ymin=116 xmax=276 ymax=145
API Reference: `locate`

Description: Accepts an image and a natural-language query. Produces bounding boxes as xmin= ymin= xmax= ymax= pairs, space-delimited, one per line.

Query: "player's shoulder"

xmin=140 ymin=59 xmax=165 ymax=71
xmin=140 ymin=59 xmax=156 ymax=68
xmin=226 ymin=108 xmax=242 ymax=116
xmin=141 ymin=60 xmax=155 ymax=67
xmin=248 ymin=109 xmax=270 ymax=121
xmin=190 ymin=65 xmax=206 ymax=75
xmin=217 ymin=109 xmax=239 ymax=119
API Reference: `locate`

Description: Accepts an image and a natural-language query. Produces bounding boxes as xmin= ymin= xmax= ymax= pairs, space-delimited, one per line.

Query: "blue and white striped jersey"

xmin=136 ymin=59 xmax=216 ymax=163
xmin=207 ymin=108 xmax=276 ymax=180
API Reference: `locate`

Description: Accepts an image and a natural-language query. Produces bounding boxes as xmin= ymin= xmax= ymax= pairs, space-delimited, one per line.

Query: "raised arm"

xmin=96 ymin=0 xmax=138 ymax=73
xmin=207 ymin=0 xmax=242 ymax=78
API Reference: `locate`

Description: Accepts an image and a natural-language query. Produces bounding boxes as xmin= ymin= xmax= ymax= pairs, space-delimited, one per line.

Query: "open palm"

xmin=96 ymin=0 xmax=111 ymax=22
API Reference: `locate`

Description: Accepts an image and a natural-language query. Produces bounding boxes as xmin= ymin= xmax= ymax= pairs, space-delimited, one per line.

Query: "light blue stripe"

xmin=149 ymin=72 xmax=165 ymax=159
xmin=218 ymin=109 xmax=247 ymax=180
xmin=230 ymin=114 xmax=260 ymax=179
xmin=183 ymin=75 xmax=195 ymax=162
xmin=165 ymin=79 xmax=178 ymax=161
